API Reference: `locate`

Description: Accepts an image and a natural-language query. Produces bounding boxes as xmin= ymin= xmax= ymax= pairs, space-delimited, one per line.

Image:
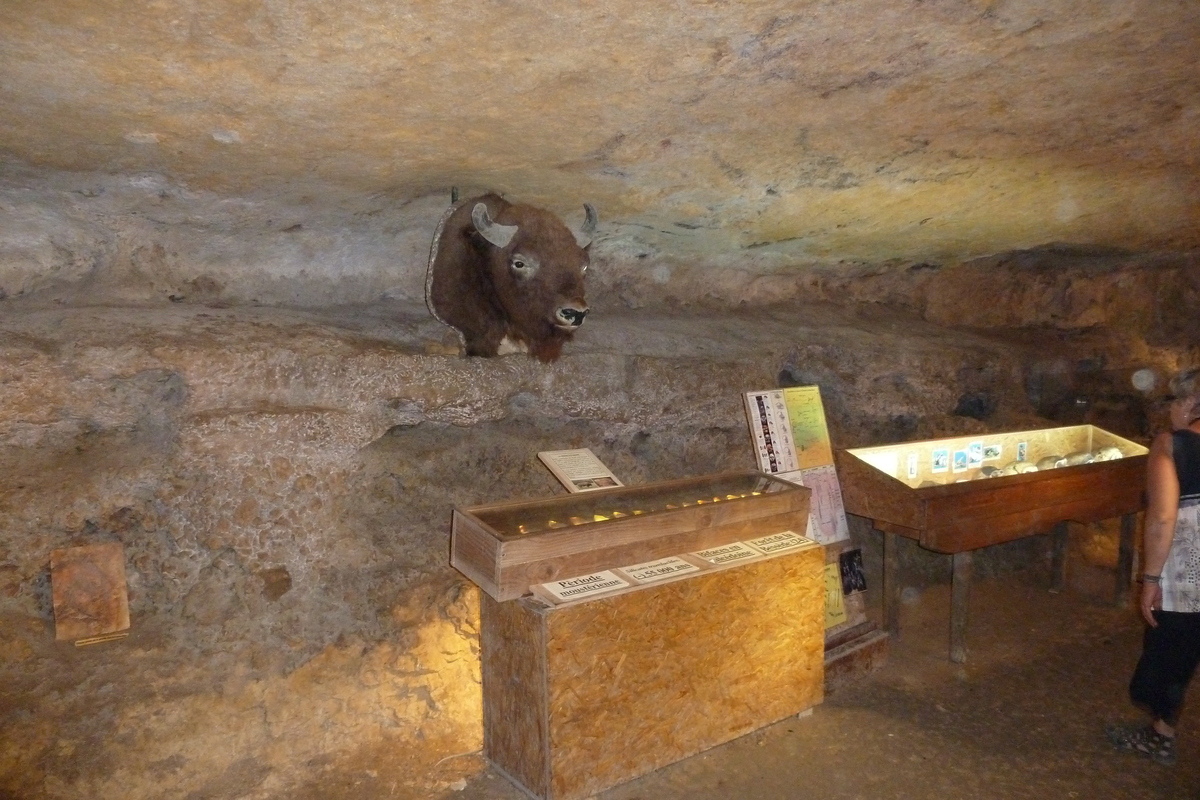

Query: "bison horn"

xmin=574 ymin=204 xmax=598 ymax=249
xmin=472 ymin=203 xmax=519 ymax=248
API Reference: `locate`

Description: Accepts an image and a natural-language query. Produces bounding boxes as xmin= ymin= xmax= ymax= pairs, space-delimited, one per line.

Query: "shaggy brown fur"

xmin=427 ymin=194 xmax=593 ymax=363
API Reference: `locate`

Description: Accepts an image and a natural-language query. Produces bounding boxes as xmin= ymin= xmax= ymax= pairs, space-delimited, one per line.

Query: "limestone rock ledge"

xmin=0 ymin=299 xmax=1162 ymax=798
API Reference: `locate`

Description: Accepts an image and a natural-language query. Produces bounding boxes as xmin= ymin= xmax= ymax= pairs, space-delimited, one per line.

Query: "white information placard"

xmin=620 ymin=556 xmax=701 ymax=583
xmin=690 ymin=542 xmax=760 ymax=565
xmin=745 ymin=530 xmax=815 ymax=555
xmin=537 ymin=448 xmax=624 ymax=493
xmin=535 ymin=570 xmax=630 ymax=603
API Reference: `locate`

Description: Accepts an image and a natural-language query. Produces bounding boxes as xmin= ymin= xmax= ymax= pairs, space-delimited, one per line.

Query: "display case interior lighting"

xmin=844 ymin=424 xmax=1148 ymax=490
xmin=472 ymin=472 xmax=790 ymax=539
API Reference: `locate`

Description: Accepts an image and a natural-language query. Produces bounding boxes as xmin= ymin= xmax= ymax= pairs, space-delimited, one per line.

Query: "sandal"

xmin=1106 ymin=723 xmax=1176 ymax=765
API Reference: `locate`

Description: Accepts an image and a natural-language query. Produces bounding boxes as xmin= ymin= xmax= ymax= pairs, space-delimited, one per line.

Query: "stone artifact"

xmin=1094 ymin=446 xmax=1123 ymax=461
xmin=426 ymin=193 xmax=597 ymax=362
xmin=984 ymin=462 xmax=1037 ymax=478
xmin=1037 ymin=455 xmax=1068 ymax=470
xmin=1064 ymin=450 xmax=1095 ymax=466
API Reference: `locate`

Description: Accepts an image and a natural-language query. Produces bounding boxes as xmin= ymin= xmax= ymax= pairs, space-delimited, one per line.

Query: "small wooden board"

xmin=50 ymin=542 xmax=130 ymax=642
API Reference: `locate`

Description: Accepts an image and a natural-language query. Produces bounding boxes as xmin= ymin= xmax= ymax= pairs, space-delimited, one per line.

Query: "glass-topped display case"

xmin=471 ymin=471 xmax=791 ymax=538
xmin=835 ymin=424 xmax=1148 ymax=663
xmin=451 ymin=470 xmax=810 ymax=601
xmin=835 ymin=424 xmax=1148 ymax=552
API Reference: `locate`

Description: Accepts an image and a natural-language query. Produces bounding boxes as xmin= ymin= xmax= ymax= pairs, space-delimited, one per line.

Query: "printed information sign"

xmin=690 ymin=542 xmax=760 ymax=565
xmin=620 ymin=556 xmax=701 ymax=583
xmin=744 ymin=385 xmax=849 ymax=544
xmin=536 ymin=570 xmax=630 ymax=603
xmin=745 ymin=530 xmax=814 ymax=555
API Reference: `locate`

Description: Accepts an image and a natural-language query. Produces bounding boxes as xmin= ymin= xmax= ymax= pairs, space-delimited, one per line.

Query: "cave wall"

xmin=0 ymin=173 xmax=1195 ymax=799
xmin=2 ymin=1 xmax=1200 ymax=797
xmin=1 ymin=276 xmax=1194 ymax=797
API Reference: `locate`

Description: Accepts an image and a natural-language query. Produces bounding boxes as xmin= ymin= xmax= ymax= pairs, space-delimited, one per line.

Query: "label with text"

xmin=538 ymin=570 xmax=630 ymax=602
xmin=621 ymin=556 xmax=701 ymax=583
xmin=691 ymin=542 xmax=760 ymax=565
xmin=745 ymin=530 xmax=815 ymax=554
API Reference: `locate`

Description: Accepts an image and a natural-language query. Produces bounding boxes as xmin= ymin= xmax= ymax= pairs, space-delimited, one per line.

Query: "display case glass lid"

xmin=842 ymin=423 xmax=1148 ymax=490
xmin=469 ymin=471 xmax=797 ymax=538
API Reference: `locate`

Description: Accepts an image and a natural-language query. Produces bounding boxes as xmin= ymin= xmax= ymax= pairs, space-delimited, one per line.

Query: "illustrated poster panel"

xmin=744 ymin=390 xmax=799 ymax=474
xmin=782 ymin=386 xmax=834 ymax=469
xmin=798 ymin=464 xmax=850 ymax=545
xmin=824 ymin=563 xmax=848 ymax=628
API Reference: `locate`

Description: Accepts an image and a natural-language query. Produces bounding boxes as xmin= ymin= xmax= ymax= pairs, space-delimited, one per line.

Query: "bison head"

xmin=470 ymin=199 xmax=596 ymax=357
xmin=425 ymin=193 xmax=598 ymax=362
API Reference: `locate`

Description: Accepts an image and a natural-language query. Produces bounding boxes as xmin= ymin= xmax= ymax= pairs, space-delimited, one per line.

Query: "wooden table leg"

xmin=950 ymin=550 xmax=971 ymax=664
xmin=1115 ymin=513 xmax=1136 ymax=609
xmin=883 ymin=529 xmax=900 ymax=637
xmin=1049 ymin=521 xmax=1068 ymax=594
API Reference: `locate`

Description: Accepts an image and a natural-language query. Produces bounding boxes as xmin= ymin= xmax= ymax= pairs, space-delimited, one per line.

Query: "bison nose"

xmin=557 ymin=307 xmax=589 ymax=327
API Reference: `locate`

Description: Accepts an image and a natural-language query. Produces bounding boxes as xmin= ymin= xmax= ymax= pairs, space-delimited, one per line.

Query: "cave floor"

xmin=344 ymin=575 xmax=1198 ymax=800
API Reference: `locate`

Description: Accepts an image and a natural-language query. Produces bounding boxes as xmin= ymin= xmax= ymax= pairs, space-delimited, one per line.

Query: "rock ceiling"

xmin=2 ymin=0 xmax=1198 ymax=271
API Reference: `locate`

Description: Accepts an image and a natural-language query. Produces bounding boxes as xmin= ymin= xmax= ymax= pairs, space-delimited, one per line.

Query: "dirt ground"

xmin=345 ymin=574 xmax=1199 ymax=800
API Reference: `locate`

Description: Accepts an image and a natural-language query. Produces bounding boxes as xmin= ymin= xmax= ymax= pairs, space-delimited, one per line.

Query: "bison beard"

xmin=426 ymin=193 xmax=596 ymax=363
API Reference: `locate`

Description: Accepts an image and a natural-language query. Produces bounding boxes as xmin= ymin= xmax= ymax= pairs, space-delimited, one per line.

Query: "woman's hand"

xmin=1141 ymin=580 xmax=1163 ymax=627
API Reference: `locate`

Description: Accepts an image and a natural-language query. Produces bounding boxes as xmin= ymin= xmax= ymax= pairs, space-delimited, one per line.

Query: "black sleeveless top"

xmin=1173 ymin=429 xmax=1200 ymax=501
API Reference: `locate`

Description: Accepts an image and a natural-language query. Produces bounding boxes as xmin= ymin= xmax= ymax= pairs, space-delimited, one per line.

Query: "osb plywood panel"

xmin=50 ymin=542 xmax=129 ymax=642
xmin=480 ymin=594 xmax=551 ymax=798
xmin=533 ymin=546 xmax=825 ymax=799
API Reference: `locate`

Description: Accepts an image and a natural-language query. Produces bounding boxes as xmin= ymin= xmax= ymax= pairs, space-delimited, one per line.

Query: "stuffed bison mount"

xmin=426 ymin=193 xmax=597 ymax=363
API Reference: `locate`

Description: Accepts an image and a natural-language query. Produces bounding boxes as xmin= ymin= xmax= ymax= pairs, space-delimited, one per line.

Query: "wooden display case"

xmin=835 ymin=425 xmax=1148 ymax=662
xmin=481 ymin=542 xmax=825 ymax=800
xmin=452 ymin=470 xmax=809 ymax=601
xmin=453 ymin=471 xmax=824 ymax=798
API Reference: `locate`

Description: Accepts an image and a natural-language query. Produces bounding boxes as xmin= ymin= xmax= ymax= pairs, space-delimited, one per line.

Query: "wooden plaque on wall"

xmin=50 ymin=542 xmax=130 ymax=642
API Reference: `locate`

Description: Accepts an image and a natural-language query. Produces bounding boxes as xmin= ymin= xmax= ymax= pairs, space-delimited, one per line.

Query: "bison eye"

xmin=509 ymin=254 xmax=539 ymax=278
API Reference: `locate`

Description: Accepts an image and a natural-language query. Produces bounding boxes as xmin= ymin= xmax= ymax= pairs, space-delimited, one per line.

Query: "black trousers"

xmin=1130 ymin=610 xmax=1200 ymax=725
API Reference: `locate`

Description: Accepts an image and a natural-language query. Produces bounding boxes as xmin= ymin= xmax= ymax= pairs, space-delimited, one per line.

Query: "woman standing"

xmin=1108 ymin=369 xmax=1200 ymax=765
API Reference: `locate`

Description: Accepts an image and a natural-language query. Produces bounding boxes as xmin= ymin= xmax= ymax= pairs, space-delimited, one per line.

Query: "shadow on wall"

xmin=1024 ymin=360 xmax=1158 ymax=440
